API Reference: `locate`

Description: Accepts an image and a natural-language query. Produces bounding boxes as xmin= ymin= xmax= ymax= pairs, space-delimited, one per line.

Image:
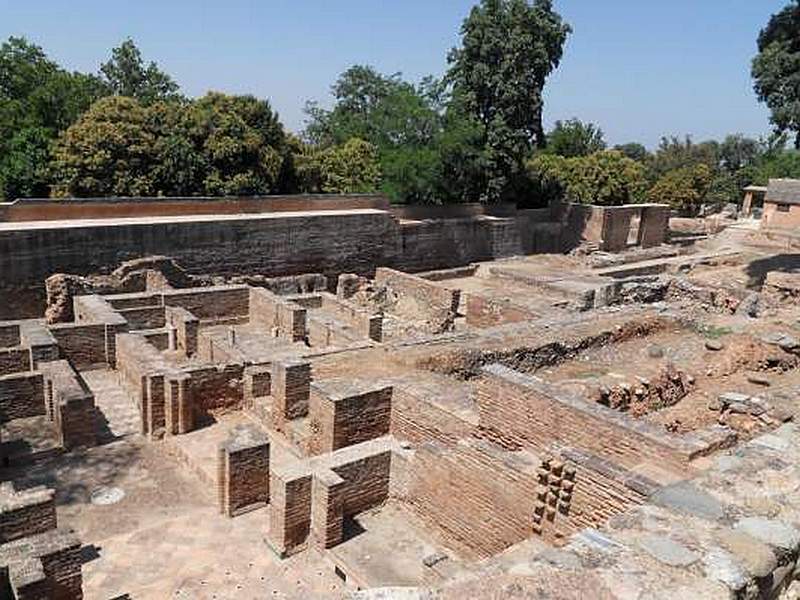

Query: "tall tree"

xmin=752 ymin=1 xmax=800 ymax=149
xmin=0 ymin=36 xmax=108 ymax=199
xmin=545 ymin=118 xmax=606 ymax=158
xmin=100 ymin=38 xmax=180 ymax=104
xmin=447 ymin=0 xmax=570 ymax=202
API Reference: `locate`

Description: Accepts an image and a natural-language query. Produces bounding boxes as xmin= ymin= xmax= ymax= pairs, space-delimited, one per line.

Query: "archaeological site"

xmin=1 ymin=185 xmax=800 ymax=599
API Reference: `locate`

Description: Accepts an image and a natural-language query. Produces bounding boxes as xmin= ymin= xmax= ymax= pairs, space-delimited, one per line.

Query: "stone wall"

xmin=374 ymin=268 xmax=460 ymax=334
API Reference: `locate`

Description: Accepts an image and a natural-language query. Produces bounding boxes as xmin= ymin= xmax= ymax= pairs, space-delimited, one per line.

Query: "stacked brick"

xmin=0 ymin=482 xmax=83 ymax=599
xmin=217 ymin=424 xmax=270 ymax=517
xmin=532 ymin=458 xmax=576 ymax=542
xmin=308 ymin=380 xmax=392 ymax=455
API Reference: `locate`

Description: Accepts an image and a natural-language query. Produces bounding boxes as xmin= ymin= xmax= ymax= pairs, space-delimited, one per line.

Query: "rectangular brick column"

xmin=217 ymin=425 xmax=270 ymax=517
xmin=266 ymin=468 xmax=312 ymax=557
xmin=270 ymin=360 xmax=310 ymax=432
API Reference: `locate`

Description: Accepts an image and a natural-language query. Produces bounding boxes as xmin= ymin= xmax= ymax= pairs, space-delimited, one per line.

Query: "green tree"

xmin=305 ymin=66 xmax=462 ymax=203
xmin=50 ymin=96 xmax=157 ymax=197
xmin=319 ymin=138 xmax=381 ymax=193
xmin=545 ymin=119 xmax=606 ymax=158
xmin=186 ymin=92 xmax=286 ymax=195
xmin=718 ymin=134 xmax=762 ymax=173
xmin=447 ymin=0 xmax=571 ymax=202
xmin=100 ymin=38 xmax=180 ymax=104
xmin=0 ymin=36 xmax=109 ymax=199
xmin=647 ymin=164 xmax=712 ymax=216
xmin=614 ymin=142 xmax=649 ymax=163
xmin=752 ymin=1 xmax=800 ymax=148
xmin=529 ymin=150 xmax=647 ymax=206
xmin=649 ymin=136 xmax=719 ymax=179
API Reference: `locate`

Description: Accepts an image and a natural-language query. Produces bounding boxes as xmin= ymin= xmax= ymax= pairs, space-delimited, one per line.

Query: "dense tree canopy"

xmin=529 ymin=150 xmax=647 ymax=206
xmin=544 ymin=119 xmax=606 ymax=158
xmin=100 ymin=39 xmax=180 ymax=104
xmin=648 ymin=164 xmax=712 ymax=215
xmin=752 ymin=1 xmax=800 ymax=148
xmin=447 ymin=0 xmax=571 ymax=202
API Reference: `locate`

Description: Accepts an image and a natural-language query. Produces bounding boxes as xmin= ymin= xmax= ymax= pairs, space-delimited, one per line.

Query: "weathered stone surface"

xmin=651 ymin=482 xmax=725 ymax=521
xmin=638 ymin=534 xmax=699 ymax=567
xmin=735 ymin=518 xmax=800 ymax=551
xmin=715 ymin=529 xmax=777 ymax=578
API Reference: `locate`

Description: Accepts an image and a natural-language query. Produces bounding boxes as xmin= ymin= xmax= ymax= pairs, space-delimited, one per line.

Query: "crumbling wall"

xmin=373 ymin=268 xmax=460 ymax=335
xmin=0 ymin=371 xmax=44 ymax=421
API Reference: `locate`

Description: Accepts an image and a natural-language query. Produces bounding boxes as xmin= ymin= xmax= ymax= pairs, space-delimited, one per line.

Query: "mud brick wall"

xmin=0 ymin=347 xmax=31 ymax=376
xmin=374 ymin=268 xmax=460 ymax=333
xmin=0 ymin=371 xmax=44 ymax=421
xmin=185 ymin=364 xmax=244 ymax=421
xmin=311 ymin=470 xmax=345 ymax=549
xmin=408 ymin=441 xmax=540 ymax=561
xmin=39 ymin=360 xmax=96 ymax=449
xmin=465 ymin=295 xmax=538 ymax=328
xmin=165 ymin=306 xmax=199 ymax=356
xmin=271 ymin=360 xmax=311 ymax=431
xmin=217 ymin=427 xmax=270 ymax=517
xmin=249 ymin=288 xmax=307 ymax=342
xmin=0 ymin=529 xmax=84 ymax=600
xmin=476 ymin=365 xmax=693 ymax=472
xmin=48 ymin=323 xmax=107 ymax=369
xmin=0 ymin=323 xmax=20 ymax=347
xmin=319 ymin=294 xmax=382 ymax=341
xmin=162 ymin=286 xmax=250 ymax=322
xmin=390 ymin=387 xmax=475 ymax=446
xmin=0 ymin=193 xmax=389 ymax=222
xmin=308 ymin=383 xmax=392 ymax=455
xmin=268 ymin=469 xmax=312 ymax=557
xmin=601 ymin=206 xmax=638 ymax=252
xmin=330 ymin=450 xmax=391 ymax=517
xmin=117 ymin=306 xmax=166 ymax=330
xmin=305 ymin=316 xmax=361 ymax=348
xmin=393 ymin=217 xmax=521 ymax=272
xmin=638 ymin=205 xmax=669 ymax=248
xmin=0 ymin=485 xmax=56 ymax=544
xmin=554 ymin=448 xmax=654 ymax=540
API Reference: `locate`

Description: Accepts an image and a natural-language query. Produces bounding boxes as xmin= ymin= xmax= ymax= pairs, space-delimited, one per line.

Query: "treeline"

xmin=3 ymin=0 xmax=800 ymax=209
xmin=0 ymin=38 xmax=380 ymax=200
xmin=530 ymin=121 xmax=800 ymax=215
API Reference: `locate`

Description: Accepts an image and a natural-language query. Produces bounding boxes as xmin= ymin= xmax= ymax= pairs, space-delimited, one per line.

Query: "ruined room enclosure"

xmin=3 ymin=231 xmax=800 ymax=598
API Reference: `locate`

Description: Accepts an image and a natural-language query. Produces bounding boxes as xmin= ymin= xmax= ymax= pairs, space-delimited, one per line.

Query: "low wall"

xmin=374 ymin=268 xmax=460 ymax=334
xmin=475 ymin=364 xmax=700 ymax=472
xmin=762 ymin=201 xmax=800 ymax=231
xmin=0 ymin=194 xmax=390 ymax=222
xmin=0 ymin=371 xmax=44 ymax=422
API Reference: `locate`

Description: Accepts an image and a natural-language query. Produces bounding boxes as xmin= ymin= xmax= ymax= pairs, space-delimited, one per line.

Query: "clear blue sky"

xmin=0 ymin=0 xmax=789 ymax=148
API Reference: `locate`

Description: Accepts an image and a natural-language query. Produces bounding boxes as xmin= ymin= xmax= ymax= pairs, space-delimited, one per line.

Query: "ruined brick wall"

xmin=0 ymin=324 xmax=20 ymax=347
xmin=601 ymin=206 xmax=638 ymax=252
xmin=0 ymin=371 xmax=44 ymax=421
xmin=308 ymin=384 xmax=392 ymax=455
xmin=249 ymin=288 xmax=306 ymax=342
xmin=465 ymin=295 xmax=537 ymax=328
xmin=408 ymin=441 xmax=539 ymax=561
xmin=165 ymin=306 xmax=198 ymax=356
xmin=39 ymin=360 xmax=96 ymax=449
xmin=217 ymin=431 xmax=269 ymax=517
xmin=48 ymin=323 xmax=107 ymax=369
xmin=162 ymin=286 xmax=250 ymax=322
xmin=116 ymin=306 xmax=166 ymax=330
xmin=638 ymin=205 xmax=669 ymax=248
xmin=185 ymin=364 xmax=244 ymax=422
xmin=392 ymin=217 xmax=520 ymax=273
xmin=475 ymin=365 xmax=691 ymax=472
xmin=268 ymin=469 xmax=312 ymax=557
xmin=0 ymin=348 xmax=31 ymax=376
xmin=374 ymin=268 xmax=460 ymax=334
xmin=319 ymin=294 xmax=381 ymax=341
xmin=330 ymin=451 xmax=391 ymax=517
xmin=0 ymin=487 xmax=56 ymax=544
xmin=390 ymin=387 xmax=475 ymax=446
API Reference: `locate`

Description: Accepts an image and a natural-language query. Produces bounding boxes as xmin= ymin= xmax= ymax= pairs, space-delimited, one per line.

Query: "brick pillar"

xmin=217 ymin=425 xmax=270 ymax=517
xmin=267 ymin=470 xmax=312 ymax=558
xmin=271 ymin=360 xmax=310 ymax=432
xmin=311 ymin=470 xmax=345 ymax=549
